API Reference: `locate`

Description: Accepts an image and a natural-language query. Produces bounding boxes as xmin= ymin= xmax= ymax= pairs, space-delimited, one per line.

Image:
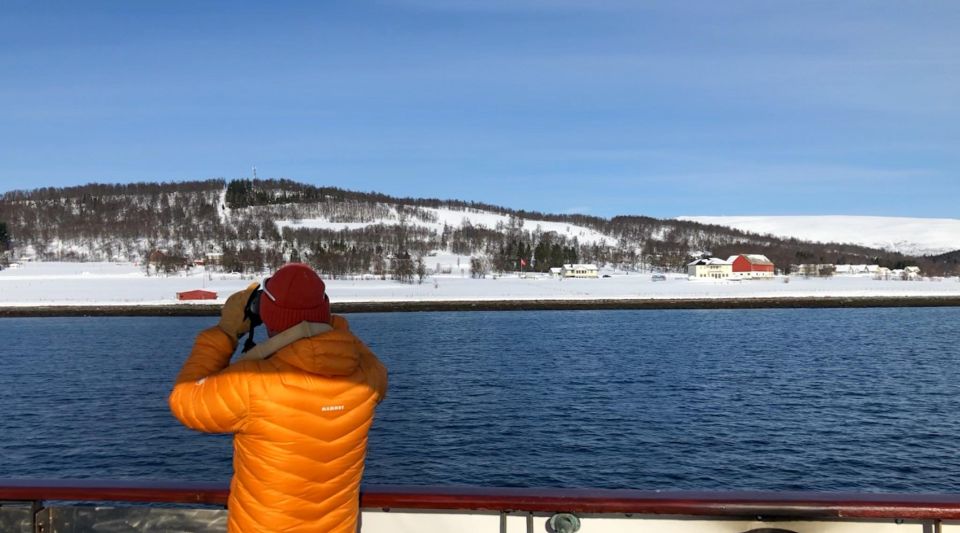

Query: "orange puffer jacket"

xmin=169 ymin=315 xmax=387 ymax=533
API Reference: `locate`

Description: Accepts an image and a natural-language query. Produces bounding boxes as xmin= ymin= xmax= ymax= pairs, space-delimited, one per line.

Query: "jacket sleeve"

xmin=168 ymin=326 xmax=250 ymax=433
xmin=357 ymin=340 xmax=388 ymax=404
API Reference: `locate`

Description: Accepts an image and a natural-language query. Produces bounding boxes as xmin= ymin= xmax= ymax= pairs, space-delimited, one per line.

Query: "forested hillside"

xmin=1 ymin=179 xmax=956 ymax=277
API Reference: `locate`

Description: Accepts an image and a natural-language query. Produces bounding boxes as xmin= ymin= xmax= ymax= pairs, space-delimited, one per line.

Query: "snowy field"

xmin=1 ymin=262 xmax=958 ymax=307
xmin=678 ymin=215 xmax=960 ymax=256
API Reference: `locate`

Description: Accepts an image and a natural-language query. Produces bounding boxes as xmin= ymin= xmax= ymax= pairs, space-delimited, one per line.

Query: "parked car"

xmin=651 ymin=273 xmax=667 ymax=281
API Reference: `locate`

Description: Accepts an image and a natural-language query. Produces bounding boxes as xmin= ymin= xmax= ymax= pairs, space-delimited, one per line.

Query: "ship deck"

xmin=3 ymin=479 xmax=960 ymax=532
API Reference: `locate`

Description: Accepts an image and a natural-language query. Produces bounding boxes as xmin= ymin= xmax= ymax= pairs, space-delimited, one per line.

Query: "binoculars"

xmin=244 ymin=286 xmax=266 ymax=328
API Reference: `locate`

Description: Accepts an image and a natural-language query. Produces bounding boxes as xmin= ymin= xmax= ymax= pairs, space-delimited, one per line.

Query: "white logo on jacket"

xmin=322 ymin=405 xmax=345 ymax=412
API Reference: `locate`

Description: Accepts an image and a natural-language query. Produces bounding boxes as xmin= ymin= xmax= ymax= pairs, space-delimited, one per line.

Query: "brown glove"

xmin=218 ymin=282 xmax=260 ymax=341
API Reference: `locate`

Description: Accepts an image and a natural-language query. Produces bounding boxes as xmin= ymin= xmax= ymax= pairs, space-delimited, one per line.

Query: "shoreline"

xmin=2 ymin=295 xmax=960 ymax=317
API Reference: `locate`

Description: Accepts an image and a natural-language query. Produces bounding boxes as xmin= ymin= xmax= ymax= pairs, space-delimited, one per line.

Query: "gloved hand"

xmin=218 ymin=282 xmax=260 ymax=341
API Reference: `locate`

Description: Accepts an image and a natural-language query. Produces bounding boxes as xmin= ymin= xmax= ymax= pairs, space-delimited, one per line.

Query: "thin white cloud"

xmin=382 ymin=0 xmax=640 ymax=13
xmin=638 ymin=164 xmax=938 ymax=188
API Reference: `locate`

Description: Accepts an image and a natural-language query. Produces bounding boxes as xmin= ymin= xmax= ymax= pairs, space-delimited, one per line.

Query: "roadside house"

xmin=834 ymin=264 xmax=883 ymax=276
xmin=561 ymin=264 xmax=599 ymax=278
xmin=687 ymin=257 xmax=733 ymax=279
xmin=793 ymin=264 xmax=836 ymax=277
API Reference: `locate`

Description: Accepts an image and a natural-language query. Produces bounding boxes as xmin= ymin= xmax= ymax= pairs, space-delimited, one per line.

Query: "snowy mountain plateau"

xmin=679 ymin=216 xmax=960 ymax=257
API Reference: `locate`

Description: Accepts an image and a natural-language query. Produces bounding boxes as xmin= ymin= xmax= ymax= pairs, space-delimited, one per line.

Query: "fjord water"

xmin=1 ymin=308 xmax=958 ymax=492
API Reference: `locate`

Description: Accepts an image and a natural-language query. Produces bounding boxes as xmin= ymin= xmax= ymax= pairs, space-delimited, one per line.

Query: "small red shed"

xmin=177 ymin=289 xmax=218 ymax=301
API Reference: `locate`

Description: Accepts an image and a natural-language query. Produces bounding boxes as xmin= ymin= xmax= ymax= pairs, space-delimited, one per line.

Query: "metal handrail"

xmin=3 ymin=479 xmax=960 ymax=520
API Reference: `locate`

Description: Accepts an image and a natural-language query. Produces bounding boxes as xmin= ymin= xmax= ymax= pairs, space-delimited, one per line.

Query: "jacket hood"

xmin=272 ymin=315 xmax=360 ymax=376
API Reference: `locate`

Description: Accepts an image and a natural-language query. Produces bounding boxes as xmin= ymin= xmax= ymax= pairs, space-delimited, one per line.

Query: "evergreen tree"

xmin=550 ymin=243 xmax=565 ymax=268
xmin=0 ymin=221 xmax=9 ymax=251
xmin=221 ymin=246 xmax=243 ymax=273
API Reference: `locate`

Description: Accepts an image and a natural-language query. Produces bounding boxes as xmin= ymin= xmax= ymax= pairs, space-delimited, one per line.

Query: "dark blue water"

xmin=1 ymin=309 xmax=959 ymax=492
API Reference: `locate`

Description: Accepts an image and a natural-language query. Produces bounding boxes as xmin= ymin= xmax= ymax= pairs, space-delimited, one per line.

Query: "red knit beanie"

xmin=259 ymin=263 xmax=331 ymax=333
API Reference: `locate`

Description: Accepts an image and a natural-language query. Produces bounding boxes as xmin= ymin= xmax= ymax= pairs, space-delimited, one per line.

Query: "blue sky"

xmin=0 ymin=1 xmax=957 ymax=219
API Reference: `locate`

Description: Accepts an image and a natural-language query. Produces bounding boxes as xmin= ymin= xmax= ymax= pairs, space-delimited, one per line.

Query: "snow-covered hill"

xmin=278 ymin=206 xmax=616 ymax=246
xmin=677 ymin=216 xmax=960 ymax=256
xmin=5 ymin=179 xmax=958 ymax=276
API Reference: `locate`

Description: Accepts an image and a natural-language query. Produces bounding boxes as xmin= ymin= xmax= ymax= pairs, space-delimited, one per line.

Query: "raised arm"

xmin=168 ymin=327 xmax=250 ymax=433
xmin=168 ymin=284 xmax=259 ymax=433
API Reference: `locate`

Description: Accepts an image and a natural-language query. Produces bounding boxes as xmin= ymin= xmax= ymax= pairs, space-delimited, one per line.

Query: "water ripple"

xmin=1 ymin=309 xmax=959 ymax=492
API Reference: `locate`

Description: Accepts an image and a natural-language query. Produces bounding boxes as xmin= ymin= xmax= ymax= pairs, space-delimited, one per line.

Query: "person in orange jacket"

xmin=169 ymin=263 xmax=388 ymax=533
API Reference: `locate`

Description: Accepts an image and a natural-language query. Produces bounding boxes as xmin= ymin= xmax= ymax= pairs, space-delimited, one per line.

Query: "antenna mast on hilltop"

xmin=252 ymin=166 xmax=258 ymax=180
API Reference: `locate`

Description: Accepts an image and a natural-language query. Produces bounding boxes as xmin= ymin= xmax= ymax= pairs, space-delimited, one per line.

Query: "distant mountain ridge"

xmin=679 ymin=215 xmax=960 ymax=256
xmin=0 ymin=179 xmax=956 ymax=277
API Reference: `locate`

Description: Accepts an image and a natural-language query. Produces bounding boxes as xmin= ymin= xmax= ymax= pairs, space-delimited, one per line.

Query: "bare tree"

xmin=416 ymin=256 xmax=427 ymax=284
xmin=391 ymin=251 xmax=414 ymax=283
xmin=470 ymin=257 xmax=488 ymax=278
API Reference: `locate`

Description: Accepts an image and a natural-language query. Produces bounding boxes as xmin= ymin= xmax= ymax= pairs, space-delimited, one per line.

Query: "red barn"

xmin=177 ymin=289 xmax=218 ymax=301
xmin=727 ymin=254 xmax=775 ymax=278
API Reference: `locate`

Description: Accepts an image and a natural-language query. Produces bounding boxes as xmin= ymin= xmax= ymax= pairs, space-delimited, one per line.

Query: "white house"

xmin=835 ymin=264 xmax=870 ymax=275
xmin=687 ymin=257 xmax=733 ymax=279
xmin=904 ymin=266 xmax=922 ymax=280
xmin=834 ymin=264 xmax=881 ymax=276
xmin=833 ymin=264 xmax=852 ymax=275
xmin=561 ymin=264 xmax=599 ymax=278
xmin=549 ymin=267 xmax=563 ymax=278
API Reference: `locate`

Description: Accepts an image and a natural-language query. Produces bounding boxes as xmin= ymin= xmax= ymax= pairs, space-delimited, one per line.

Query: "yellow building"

xmin=687 ymin=257 xmax=733 ymax=279
xmin=561 ymin=263 xmax=599 ymax=278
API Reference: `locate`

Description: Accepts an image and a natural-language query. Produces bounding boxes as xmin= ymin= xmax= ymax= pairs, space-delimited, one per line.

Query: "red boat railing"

xmin=3 ymin=479 xmax=960 ymax=521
